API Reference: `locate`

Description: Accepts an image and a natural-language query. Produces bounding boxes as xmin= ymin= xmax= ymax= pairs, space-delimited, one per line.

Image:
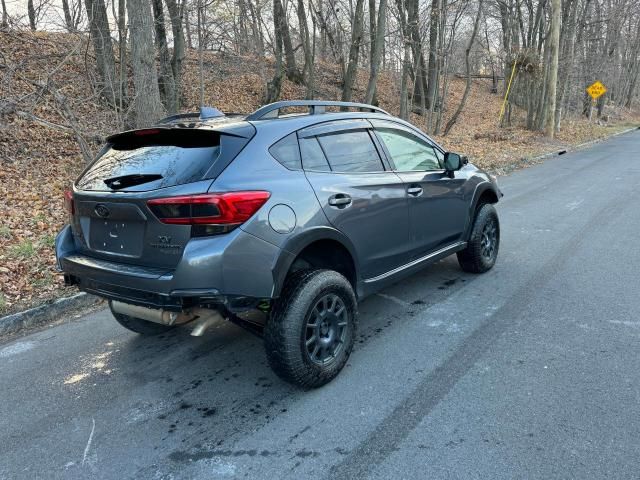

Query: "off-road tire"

xmin=264 ymin=269 xmax=358 ymax=388
xmin=109 ymin=302 xmax=175 ymax=335
xmin=457 ymin=203 xmax=500 ymax=273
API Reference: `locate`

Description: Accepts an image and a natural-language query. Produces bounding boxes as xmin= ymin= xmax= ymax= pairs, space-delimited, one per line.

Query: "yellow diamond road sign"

xmin=587 ymin=81 xmax=607 ymax=100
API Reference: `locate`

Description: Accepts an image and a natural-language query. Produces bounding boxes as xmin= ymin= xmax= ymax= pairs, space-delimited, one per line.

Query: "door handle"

xmin=407 ymin=185 xmax=423 ymax=197
xmin=328 ymin=194 xmax=352 ymax=207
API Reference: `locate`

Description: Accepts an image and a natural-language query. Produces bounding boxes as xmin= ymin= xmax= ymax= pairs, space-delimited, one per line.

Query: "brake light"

xmin=134 ymin=128 xmax=161 ymax=136
xmin=147 ymin=191 xmax=271 ymax=227
xmin=63 ymin=190 xmax=75 ymax=215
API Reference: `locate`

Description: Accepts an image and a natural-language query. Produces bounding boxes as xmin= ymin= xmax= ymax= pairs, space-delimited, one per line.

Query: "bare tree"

xmin=297 ymin=0 xmax=314 ymax=97
xmin=25 ymin=0 xmax=52 ymax=30
xmin=127 ymin=0 xmax=165 ymax=126
xmin=443 ymin=0 xmax=483 ymax=136
xmin=116 ymin=0 xmax=127 ymax=112
xmin=151 ymin=0 xmax=178 ymax=113
xmin=61 ymin=0 xmax=82 ymax=32
xmin=27 ymin=0 xmax=36 ymax=30
xmin=1 ymin=0 xmax=7 ymax=28
xmin=396 ymin=0 xmax=411 ymax=119
xmin=197 ymin=0 xmax=204 ymax=106
xmin=274 ymin=0 xmax=303 ymax=83
xmin=365 ymin=0 xmax=387 ymax=104
xmin=341 ymin=0 xmax=365 ymax=103
xmin=544 ymin=0 xmax=560 ymax=137
xmin=265 ymin=0 xmax=285 ymax=102
xmin=165 ymin=0 xmax=186 ymax=110
xmin=84 ymin=0 xmax=120 ymax=106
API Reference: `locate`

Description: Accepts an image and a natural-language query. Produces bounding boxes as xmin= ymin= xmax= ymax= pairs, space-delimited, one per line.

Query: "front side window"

xmin=376 ymin=128 xmax=441 ymax=171
xmin=316 ymin=130 xmax=384 ymax=173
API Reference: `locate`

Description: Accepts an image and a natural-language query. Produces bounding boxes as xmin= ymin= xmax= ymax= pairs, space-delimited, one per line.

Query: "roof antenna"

xmin=199 ymin=106 xmax=225 ymax=120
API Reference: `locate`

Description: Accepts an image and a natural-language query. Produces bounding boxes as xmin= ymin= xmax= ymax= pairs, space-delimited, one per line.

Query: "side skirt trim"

xmin=363 ymin=242 xmax=467 ymax=284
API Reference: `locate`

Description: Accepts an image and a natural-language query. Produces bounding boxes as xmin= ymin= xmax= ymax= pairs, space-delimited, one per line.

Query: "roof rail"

xmin=245 ymin=100 xmax=389 ymax=121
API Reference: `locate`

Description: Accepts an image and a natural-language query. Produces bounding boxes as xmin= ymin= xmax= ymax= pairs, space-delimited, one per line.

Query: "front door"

xmin=371 ymin=119 xmax=467 ymax=259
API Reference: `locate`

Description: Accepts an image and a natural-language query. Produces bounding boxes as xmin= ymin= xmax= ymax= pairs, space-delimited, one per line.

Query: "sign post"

xmin=586 ymin=81 xmax=607 ymax=121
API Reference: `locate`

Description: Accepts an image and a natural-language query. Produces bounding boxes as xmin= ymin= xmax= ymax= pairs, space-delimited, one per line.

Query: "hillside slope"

xmin=0 ymin=31 xmax=637 ymax=315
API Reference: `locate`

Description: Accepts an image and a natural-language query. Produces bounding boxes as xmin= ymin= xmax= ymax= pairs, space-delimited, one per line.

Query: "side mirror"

xmin=444 ymin=152 xmax=463 ymax=172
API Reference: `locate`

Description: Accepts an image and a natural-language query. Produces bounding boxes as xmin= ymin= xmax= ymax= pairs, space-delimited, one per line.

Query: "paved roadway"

xmin=2 ymin=131 xmax=640 ymax=480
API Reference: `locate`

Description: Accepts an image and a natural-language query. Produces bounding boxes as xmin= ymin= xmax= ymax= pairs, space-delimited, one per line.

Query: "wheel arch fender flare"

xmin=271 ymin=226 xmax=360 ymax=298
xmin=463 ymin=182 xmax=500 ymax=241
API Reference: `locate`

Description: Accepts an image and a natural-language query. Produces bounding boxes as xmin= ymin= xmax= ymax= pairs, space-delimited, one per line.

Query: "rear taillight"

xmin=63 ymin=190 xmax=75 ymax=215
xmin=147 ymin=191 xmax=270 ymax=233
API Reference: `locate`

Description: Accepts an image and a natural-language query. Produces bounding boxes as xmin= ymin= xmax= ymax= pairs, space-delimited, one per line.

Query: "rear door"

xmin=371 ymin=119 xmax=468 ymax=259
xmin=299 ymin=120 xmax=411 ymax=280
xmin=72 ymin=126 xmax=253 ymax=269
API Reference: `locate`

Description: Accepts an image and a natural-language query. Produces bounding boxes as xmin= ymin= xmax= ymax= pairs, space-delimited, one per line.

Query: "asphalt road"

xmin=2 ymin=131 xmax=640 ymax=480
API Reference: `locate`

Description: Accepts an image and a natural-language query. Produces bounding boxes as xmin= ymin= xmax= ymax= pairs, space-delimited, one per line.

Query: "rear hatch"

xmin=71 ymin=123 xmax=255 ymax=269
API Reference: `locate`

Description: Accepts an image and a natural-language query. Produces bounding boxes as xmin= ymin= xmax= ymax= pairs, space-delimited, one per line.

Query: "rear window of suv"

xmin=76 ymin=128 xmax=253 ymax=192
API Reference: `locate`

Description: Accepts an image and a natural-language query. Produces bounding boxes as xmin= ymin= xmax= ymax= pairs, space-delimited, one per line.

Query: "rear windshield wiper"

xmin=104 ymin=173 xmax=163 ymax=190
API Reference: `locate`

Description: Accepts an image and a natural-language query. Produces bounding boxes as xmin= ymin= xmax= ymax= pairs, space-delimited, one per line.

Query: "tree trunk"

xmin=556 ymin=0 xmax=580 ymax=130
xmin=341 ymin=0 xmax=365 ymax=103
xmin=151 ymin=0 xmax=177 ymax=114
xmin=246 ymin=0 xmax=265 ymax=58
xmin=84 ymin=0 xmax=120 ymax=106
xmin=623 ymin=18 xmax=640 ymax=108
xmin=400 ymin=37 xmax=411 ymax=120
xmin=184 ymin=4 xmax=193 ymax=49
xmin=443 ymin=0 xmax=483 ymax=136
xmin=297 ymin=0 xmax=314 ymax=97
xmin=365 ymin=0 xmax=386 ymax=104
xmin=165 ymin=0 xmax=186 ymax=111
xmin=117 ymin=0 xmax=127 ymax=113
xmin=1 ymin=0 xmax=8 ymax=29
xmin=197 ymin=0 xmax=204 ymax=106
xmin=407 ymin=0 xmax=427 ymax=111
xmin=425 ymin=0 xmax=440 ymax=111
xmin=127 ymin=0 xmax=165 ymax=127
xmin=544 ymin=0 xmax=561 ymax=137
xmin=264 ymin=0 xmax=285 ymax=103
xmin=369 ymin=0 xmax=376 ymax=63
xmin=61 ymin=0 xmax=74 ymax=31
xmin=27 ymin=0 xmax=36 ymax=30
xmin=274 ymin=0 xmax=303 ymax=83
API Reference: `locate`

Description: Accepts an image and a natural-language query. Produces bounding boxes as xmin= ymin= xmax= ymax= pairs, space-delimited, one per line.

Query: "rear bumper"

xmin=55 ymin=225 xmax=292 ymax=310
xmin=63 ymin=273 xmax=216 ymax=310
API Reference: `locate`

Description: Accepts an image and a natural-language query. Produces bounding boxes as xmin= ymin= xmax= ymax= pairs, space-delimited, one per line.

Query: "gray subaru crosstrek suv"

xmin=56 ymin=100 xmax=502 ymax=388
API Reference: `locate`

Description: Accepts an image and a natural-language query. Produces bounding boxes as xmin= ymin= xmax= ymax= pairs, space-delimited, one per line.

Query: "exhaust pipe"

xmin=110 ymin=301 xmax=224 ymax=336
xmin=189 ymin=310 xmax=224 ymax=337
xmin=111 ymin=301 xmax=196 ymax=326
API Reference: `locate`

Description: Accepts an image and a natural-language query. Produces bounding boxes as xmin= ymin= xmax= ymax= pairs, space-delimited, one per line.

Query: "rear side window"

xmin=76 ymin=129 xmax=251 ymax=192
xmin=316 ymin=130 xmax=384 ymax=172
xmin=269 ymin=133 xmax=301 ymax=170
xmin=299 ymin=137 xmax=330 ymax=171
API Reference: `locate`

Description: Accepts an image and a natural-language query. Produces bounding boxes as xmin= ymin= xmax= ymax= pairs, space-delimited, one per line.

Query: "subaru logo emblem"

xmin=95 ymin=204 xmax=110 ymax=218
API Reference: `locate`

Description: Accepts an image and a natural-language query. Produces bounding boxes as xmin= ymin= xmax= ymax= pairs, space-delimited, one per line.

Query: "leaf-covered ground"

xmin=0 ymin=31 xmax=638 ymax=315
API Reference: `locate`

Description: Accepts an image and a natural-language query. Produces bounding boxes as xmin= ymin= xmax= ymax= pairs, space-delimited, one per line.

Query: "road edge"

xmin=491 ymin=125 xmax=639 ymax=175
xmin=0 ymin=292 xmax=102 ymax=338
